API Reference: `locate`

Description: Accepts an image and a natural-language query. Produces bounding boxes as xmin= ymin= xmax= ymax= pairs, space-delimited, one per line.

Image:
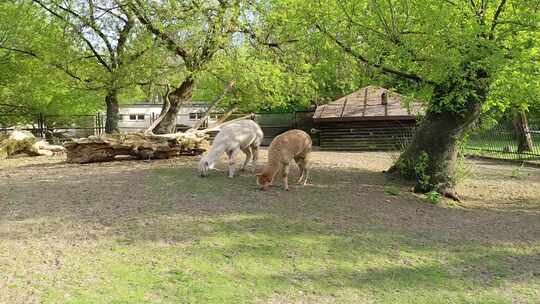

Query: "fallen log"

xmin=35 ymin=140 xmax=66 ymax=156
xmin=0 ymin=130 xmax=65 ymax=159
xmin=63 ymin=132 xmax=210 ymax=164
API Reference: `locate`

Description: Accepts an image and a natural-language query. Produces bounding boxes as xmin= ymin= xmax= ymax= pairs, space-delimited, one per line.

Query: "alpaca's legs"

xmin=295 ymin=155 xmax=310 ymax=185
xmin=282 ymin=163 xmax=290 ymax=191
xmin=302 ymin=154 xmax=311 ymax=185
xmin=240 ymin=147 xmax=252 ymax=171
xmin=251 ymin=145 xmax=259 ymax=170
xmin=296 ymin=158 xmax=306 ymax=184
xmin=301 ymin=167 xmax=310 ymax=186
xmin=227 ymin=149 xmax=238 ymax=178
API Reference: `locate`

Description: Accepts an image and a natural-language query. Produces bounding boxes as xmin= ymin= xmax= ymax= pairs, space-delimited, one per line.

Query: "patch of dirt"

xmin=1 ymin=150 xmax=539 ymax=243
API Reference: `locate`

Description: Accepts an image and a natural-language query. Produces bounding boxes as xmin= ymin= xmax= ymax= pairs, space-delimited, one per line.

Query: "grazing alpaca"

xmin=199 ymin=119 xmax=263 ymax=178
xmin=256 ymin=129 xmax=312 ymax=191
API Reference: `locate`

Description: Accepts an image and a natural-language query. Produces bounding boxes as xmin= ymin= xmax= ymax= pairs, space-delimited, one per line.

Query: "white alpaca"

xmin=199 ymin=119 xmax=263 ymax=178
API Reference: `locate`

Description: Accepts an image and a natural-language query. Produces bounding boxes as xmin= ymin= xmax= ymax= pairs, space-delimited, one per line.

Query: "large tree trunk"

xmin=154 ymin=77 xmax=195 ymax=134
xmin=386 ymin=102 xmax=482 ymax=201
xmin=513 ymin=110 xmax=533 ymax=152
xmin=105 ymin=89 xmax=120 ymax=134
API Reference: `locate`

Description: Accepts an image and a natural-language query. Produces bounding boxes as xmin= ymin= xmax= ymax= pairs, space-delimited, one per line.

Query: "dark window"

xmin=381 ymin=92 xmax=388 ymax=105
xmin=138 ymin=114 xmax=145 ymax=120
xmin=129 ymin=114 xmax=137 ymax=120
xmin=189 ymin=113 xmax=201 ymax=120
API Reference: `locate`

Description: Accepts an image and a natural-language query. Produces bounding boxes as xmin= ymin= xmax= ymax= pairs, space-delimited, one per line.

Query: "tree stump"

xmin=63 ymin=132 xmax=210 ymax=163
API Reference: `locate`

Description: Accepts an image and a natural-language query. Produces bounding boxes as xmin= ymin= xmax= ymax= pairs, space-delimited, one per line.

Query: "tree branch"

xmin=0 ymin=46 xmax=38 ymax=57
xmin=56 ymin=0 xmax=116 ymax=61
xmin=489 ymin=0 xmax=507 ymax=37
xmin=0 ymin=44 xmax=100 ymax=88
xmin=192 ymin=80 xmax=236 ymax=130
xmin=129 ymin=0 xmax=189 ymax=60
xmin=31 ymin=0 xmax=112 ymax=72
xmin=114 ymin=5 xmax=135 ymax=68
xmin=441 ymin=0 xmax=457 ymax=6
xmin=239 ymin=26 xmax=298 ymax=52
xmin=315 ymin=23 xmax=426 ymax=83
xmin=336 ymin=1 xmax=386 ymax=39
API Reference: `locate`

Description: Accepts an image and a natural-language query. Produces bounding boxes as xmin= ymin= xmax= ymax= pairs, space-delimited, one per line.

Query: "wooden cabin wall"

xmin=318 ymin=120 xmax=417 ymax=151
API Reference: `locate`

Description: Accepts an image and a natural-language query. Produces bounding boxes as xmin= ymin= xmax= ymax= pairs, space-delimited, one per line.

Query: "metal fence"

xmin=213 ymin=111 xmax=317 ymax=146
xmin=0 ymin=113 xmax=105 ymax=144
xmin=463 ymin=122 xmax=540 ymax=161
xmin=4 ymin=111 xmax=539 ymax=161
xmin=0 ymin=111 xmax=317 ymax=145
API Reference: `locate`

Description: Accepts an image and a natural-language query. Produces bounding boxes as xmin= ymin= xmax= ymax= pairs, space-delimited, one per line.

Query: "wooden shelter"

xmin=313 ymin=86 xmax=423 ymax=150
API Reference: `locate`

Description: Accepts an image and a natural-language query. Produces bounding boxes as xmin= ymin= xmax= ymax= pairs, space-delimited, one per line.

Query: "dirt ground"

xmin=1 ymin=150 xmax=539 ymax=303
xmin=1 ymin=149 xmax=540 ymax=243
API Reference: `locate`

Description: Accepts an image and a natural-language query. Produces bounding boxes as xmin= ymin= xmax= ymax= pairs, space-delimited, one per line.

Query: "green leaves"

xmin=0 ymin=1 xmax=102 ymax=116
xmin=260 ymin=0 xmax=540 ymax=115
xmin=2 ymin=0 xmax=539 ymax=120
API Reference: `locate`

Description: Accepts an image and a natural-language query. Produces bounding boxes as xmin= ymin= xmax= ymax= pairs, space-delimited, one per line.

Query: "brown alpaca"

xmin=256 ymin=129 xmax=312 ymax=191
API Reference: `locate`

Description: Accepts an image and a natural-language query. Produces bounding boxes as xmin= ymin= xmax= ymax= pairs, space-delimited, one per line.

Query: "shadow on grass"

xmin=1 ymin=161 xmax=539 ymax=243
xmin=153 ymin=213 xmax=540 ymax=302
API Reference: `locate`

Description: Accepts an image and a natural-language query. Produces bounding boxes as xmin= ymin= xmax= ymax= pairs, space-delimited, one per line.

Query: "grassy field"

xmin=1 ymin=151 xmax=539 ymax=304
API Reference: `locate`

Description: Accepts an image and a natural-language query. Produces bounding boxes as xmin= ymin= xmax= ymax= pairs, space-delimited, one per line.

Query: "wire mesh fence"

xmin=0 ymin=113 xmax=105 ymax=144
xmin=463 ymin=122 xmax=540 ymax=162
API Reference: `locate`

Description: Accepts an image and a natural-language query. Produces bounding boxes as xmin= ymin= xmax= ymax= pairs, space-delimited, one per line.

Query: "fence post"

xmin=99 ymin=112 xmax=104 ymax=135
xmin=38 ymin=113 xmax=45 ymax=138
xmin=95 ymin=113 xmax=99 ymax=136
xmin=96 ymin=112 xmax=103 ymax=136
xmin=33 ymin=114 xmax=39 ymax=137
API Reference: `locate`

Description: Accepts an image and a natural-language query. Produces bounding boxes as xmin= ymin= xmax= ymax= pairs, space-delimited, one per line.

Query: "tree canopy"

xmin=0 ymin=1 xmax=102 ymax=120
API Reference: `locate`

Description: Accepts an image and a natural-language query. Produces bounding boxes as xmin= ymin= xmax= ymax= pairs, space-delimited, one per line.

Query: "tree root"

xmin=383 ymin=165 xmax=401 ymax=179
xmin=441 ymin=188 xmax=461 ymax=202
xmin=412 ymin=184 xmax=461 ymax=202
xmin=385 ymin=164 xmax=462 ymax=202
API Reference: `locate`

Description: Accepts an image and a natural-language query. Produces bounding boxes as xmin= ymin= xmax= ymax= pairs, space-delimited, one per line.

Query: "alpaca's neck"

xmin=205 ymin=141 xmax=227 ymax=166
xmin=263 ymin=153 xmax=283 ymax=180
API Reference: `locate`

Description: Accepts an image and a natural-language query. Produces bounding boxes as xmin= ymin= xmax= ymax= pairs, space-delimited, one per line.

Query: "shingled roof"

xmin=313 ymin=86 xmax=424 ymax=121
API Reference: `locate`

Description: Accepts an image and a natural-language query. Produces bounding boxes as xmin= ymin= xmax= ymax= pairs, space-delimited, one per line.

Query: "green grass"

xmin=44 ymin=227 xmax=538 ymax=304
xmin=2 ymin=162 xmax=539 ymax=304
